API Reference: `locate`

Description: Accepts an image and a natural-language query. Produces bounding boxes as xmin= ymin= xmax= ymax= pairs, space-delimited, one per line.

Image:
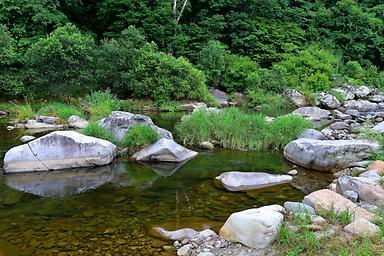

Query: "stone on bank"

xmin=219 ymin=205 xmax=284 ymax=249
xmin=4 ymin=131 xmax=116 ymax=173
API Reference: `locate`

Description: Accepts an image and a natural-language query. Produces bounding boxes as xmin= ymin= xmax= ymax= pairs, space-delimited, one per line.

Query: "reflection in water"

xmin=4 ymin=165 xmax=122 ymax=198
xmin=138 ymin=160 xmax=189 ymax=177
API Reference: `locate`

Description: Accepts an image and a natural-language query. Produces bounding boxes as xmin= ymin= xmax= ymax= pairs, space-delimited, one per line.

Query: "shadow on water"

xmin=0 ymin=112 xmax=333 ymax=255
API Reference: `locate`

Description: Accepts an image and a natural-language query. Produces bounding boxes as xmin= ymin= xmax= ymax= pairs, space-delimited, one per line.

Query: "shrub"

xmin=38 ymin=102 xmax=83 ymax=120
xmin=81 ymin=123 xmax=116 ymax=144
xmin=132 ymin=49 xmax=214 ymax=104
xmin=84 ymin=90 xmax=119 ymax=120
xmin=246 ymin=88 xmax=291 ymax=110
xmin=25 ymin=24 xmax=97 ymax=97
xmin=122 ymin=125 xmax=160 ymax=153
xmin=176 ymin=108 xmax=309 ymax=150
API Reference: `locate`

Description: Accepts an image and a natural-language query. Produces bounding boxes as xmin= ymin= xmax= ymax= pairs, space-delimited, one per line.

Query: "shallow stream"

xmin=0 ymin=112 xmax=332 ymax=256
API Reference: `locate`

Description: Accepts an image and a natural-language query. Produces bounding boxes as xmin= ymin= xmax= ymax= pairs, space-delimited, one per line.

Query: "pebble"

xmin=177 ymin=245 xmax=192 ymax=256
xmin=288 ymin=170 xmax=298 ymax=176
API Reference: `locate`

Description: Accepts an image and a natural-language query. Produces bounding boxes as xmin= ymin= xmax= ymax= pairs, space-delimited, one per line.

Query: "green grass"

xmin=358 ymin=128 xmax=384 ymax=161
xmin=38 ymin=102 xmax=84 ymax=120
xmin=175 ymin=108 xmax=310 ymax=151
xmin=84 ymin=90 xmax=119 ymax=120
xmin=122 ymin=125 xmax=160 ymax=153
xmin=318 ymin=206 xmax=352 ymax=225
xmin=11 ymin=100 xmax=35 ymax=120
xmin=81 ymin=123 xmax=117 ymax=144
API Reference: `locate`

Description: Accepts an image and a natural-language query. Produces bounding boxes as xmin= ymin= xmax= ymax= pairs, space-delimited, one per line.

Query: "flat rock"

xmin=98 ymin=111 xmax=173 ymax=142
xmin=36 ymin=115 xmax=59 ymax=124
xmin=133 ymin=138 xmax=198 ymax=163
xmin=25 ymin=120 xmax=64 ymax=131
xmin=284 ymin=139 xmax=380 ymax=172
xmin=344 ymin=219 xmax=379 ymax=237
xmin=344 ymin=100 xmax=377 ymax=112
xmin=292 ymin=107 xmax=331 ymax=119
xmin=219 ymin=205 xmax=284 ymax=249
xmin=215 ymin=171 xmax=292 ymax=191
xmin=336 ymin=176 xmax=384 ymax=207
xmin=4 ymin=131 xmax=116 ymax=173
xmin=302 ymin=189 xmax=375 ymax=222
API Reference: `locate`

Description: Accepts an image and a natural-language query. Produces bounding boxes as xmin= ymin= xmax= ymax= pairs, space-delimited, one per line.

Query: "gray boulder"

xmin=209 ymin=88 xmax=228 ymax=106
xmin=68 ymin=115 xmax=89 ymax=129
xmin=298 ymin=129 xmax=326 ymax=140
xmin=36 ymin=115 xmax=59 ymax=124
xmin=344 ymin=100 xmax=377 ymax=112
xmin=372 ymin=121 xmax=384 ymax=134
xmin=319 ymin=93 xmax=340 ymax=109
xmin=330 ymin=122 xmax=350 ymax=131
xmin=283 ymin=89 xmax=310 ymax=107
xmin=284 ymin=139 xmax=380 ymax=172
xmin=352 ymin=86 xmax=372 ymax=98
xmin=293 ymin=107 xmax=331 ymax=119
xmin=368 ymin=94 xmax=384 ymax=103
xmin=98 ymin=111 xmax=173 ymax=142
xmin=20 ymin=135 xmax=36 ymax=143
xmin=133 ymin=138 xmax=198 ymax=162
xmin=284 ymin=201 xmax=316 ymax=215
xmin=4 ymin=131 xmax=116 ymax=173
xmin=336 ymin=176 xmax=384 ymax=206
xmin=215 ymin=171 xmax=292 ymax=191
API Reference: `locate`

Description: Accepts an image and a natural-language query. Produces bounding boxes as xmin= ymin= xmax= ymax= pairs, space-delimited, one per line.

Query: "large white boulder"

xmin=98 ymin=111 xmax=173 ymax=142
xmin=133 ymin=138 xmax=198 ymax=162
xmin=284 ymin=139 xmax=380 ymax=172
xmin=219 ymin=205 xmax=284 ymax=249
xmin=216 ymin=171 xmax=292 ymax=191
xmin=3 ymin=131 xmax=116 ymax=173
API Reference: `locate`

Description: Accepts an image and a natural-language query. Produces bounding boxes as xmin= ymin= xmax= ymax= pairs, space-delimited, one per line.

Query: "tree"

xmin=25 ymin=24 xmax=97 ymax=97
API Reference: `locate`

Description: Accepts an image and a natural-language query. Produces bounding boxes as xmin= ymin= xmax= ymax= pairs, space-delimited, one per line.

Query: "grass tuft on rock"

xmin=81 ymin=123 xmax=116 ymax=144
xmin=175 ymin=108 xmax=310 ymax=151
xmin=122 ymin=125 xmax=159 ymax=153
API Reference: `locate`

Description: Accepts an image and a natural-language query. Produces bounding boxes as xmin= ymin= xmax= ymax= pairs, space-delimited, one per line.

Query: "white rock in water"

xmin=4 ymin=131 xmax=116 ymax=173
xmin=219 ymin=205 xmax=284 ymax=249
xmin=216 ymin=171 xmax=292 ymax=191
xmin=133 ymin=138 xmax=198 ymax=163
xmin=284 ymin=139 xmax=380 ymax=172
xmin=98 ymin=111 xmax=173 ymax=142
xmin=20 ymin=135 xmax=35 ymax=143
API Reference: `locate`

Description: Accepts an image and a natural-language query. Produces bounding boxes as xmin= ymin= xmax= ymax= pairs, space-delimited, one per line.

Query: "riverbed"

xmin=0 ymin=113 xmax=332 ymax=255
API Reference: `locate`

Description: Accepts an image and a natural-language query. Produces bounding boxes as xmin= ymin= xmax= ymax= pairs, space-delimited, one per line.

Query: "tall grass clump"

xmin=11 ymin=100 xmax=35 ymax=120
xmin=84 ymin=90 xmax=119 ymax=120
xmin=38 ymin=102 xmax=84 ymax=120
xmin=81 ymin=123 xmax=116 ymax=144
xmin=122 ymin=125 xmax=160 ymax=153
xmin=176 ymin=108 xmax=309 ymax=150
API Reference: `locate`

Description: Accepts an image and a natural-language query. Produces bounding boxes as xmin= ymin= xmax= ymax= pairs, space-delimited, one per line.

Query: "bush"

xmin=38 ymin=102 xmax=83 ymax=120
xmin=25 ymin=24 xmax=97 ymax=97
xmin=132 ymin=49 xmax=214 ymax=104
xmin=122 ymin=125 xmax=160 ymax=152
xmin=176 ymin=108 xmax=310 ymax=150
xmin=81 ymin=123 xmax=116 ymax=144
xmin=11 ymin=100 xmax=35 ymax=120
xmin=84 ymin=90 xmax=119 ymax=120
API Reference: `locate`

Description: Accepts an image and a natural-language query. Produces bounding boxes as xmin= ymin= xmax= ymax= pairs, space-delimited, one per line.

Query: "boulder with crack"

xmin=3 ymin=131 xmax=116 ymax=173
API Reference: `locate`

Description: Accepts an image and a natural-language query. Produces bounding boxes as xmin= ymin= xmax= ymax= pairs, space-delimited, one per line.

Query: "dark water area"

xmin=0 ymin=113 xmax=332 ymax=256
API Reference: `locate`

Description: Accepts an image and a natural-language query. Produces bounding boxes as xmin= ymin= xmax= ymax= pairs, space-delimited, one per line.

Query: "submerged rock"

xmin=4 ymin=131 xmax=116 ymax=173
xmin=98 ymin=111 xmax=173 ymax=142
xmin=4 ymin=166 xmax=116 ymax=198
xmin=215 ymin=171 xmax=292 ymax=191
xmin=219 ymin=205 xmax=284 ymax=249
xmin=284 ymin=139 xmax=380 ymax=172
xmin=133 ymin=138 xmax=198 ymax=163
xmin=302 ymin=189 xmax=374 ymax=222
xmin=152 ymin=227 xmax=199 ymax=241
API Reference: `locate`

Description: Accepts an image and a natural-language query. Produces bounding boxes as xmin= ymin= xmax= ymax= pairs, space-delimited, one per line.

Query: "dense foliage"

xmin=1 ymin=0 xmax=384 ymax=102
